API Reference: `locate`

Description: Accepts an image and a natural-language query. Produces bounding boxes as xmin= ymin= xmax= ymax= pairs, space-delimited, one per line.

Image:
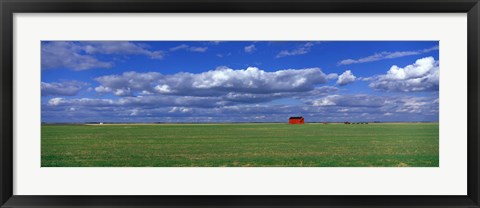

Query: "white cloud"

xmin=293 ymin=86 xmax=338 ymax=98
xmin=130 ymin=109 xmax=140 ymax=116
xmin=48 ymin=97 xmax=115 ymax=106
xmin=43 ymin=94 xmax=438 ymax=123
xmin=244 ymin=44 xmax=256 ymax=53
xmin=170 ymin=44 xmax=208 ymax=52
xmin=94 ymin=71 xmax=162 ymax=96
xmin=169 ymin=107 xmax=192 ymax=113
xmin=46 ymin=95 xmax=228 ymax=109
xmin=159 ymin=67 xmax=328 ymax=95
xmin=276 ymin=42 xmax=317 ymax=58
xmin=93 ymin=67 xmax=329 ymax=97
xmin=41 ymin=81 xmax=88 ymax=96
xmin=336 ymin=70 xmax=356 ymax=86
xmin=312 ymin=94 xmax=386 ymax=107
xmin=312 ymin=95 xmax=338 ymax=106
xmin=216 ymin=53 xmax=231 ymax=58
xmin=154 ymin=84 xmax=172 ymax=93
xmin=223 ymin=92 xmax=285 ymax=103
xmin=394 ymin=96 xmax=437 ymax=113
xmin=82 ymin=41 xmax=164 ymax=59
xmin=326 ymin=73 xmax=339 ymax=80
xmin=42 ymin=41 xmax=165 ymax=70
xmin=189 ymin=47 xmax=208 ymax=52
xmin=307 ymin=94 xmax=438 ymax=121
xmin=48 ymin=97 xmax=65 ymax=106
xmin=338 ymin=45 xmax=438 ymax=65
xmin=42 ymin=42 xmax=113 ymax=71
xmin=368 ymin=56 xmax=439 ymax=92
xmin=169 ymin=44 xmax=189 ymax=51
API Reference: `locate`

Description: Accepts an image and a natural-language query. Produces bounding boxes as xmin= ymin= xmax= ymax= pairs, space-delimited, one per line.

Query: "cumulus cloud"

xmin=368 ymin=56 xmax=439 ymax=92
xmin=326 ymin=73 xmax=339 ymax=80
xmin=169 ymin=44 xmax=208 ymax=52
xmin=336 ymin=70 xmax=356 ymax=86
xmin=276 ymin=42 xmax=317 ymax=58
xmin=244 ymin=44 xmax=256 ymax=53
xmin=338 ymin=45 xmax=438 ymax=65
xmin=41 ymin=81 xmax=88 ymax=96
xmin=174 ymin=67 xmax=327 ymax=94
xmin=93 ymin=67 xmax=329 ymax=97
xmin=94 ymin=72 xmax=162 ymax=96
xmin=42 ymin=41 xmax=165 ymax=70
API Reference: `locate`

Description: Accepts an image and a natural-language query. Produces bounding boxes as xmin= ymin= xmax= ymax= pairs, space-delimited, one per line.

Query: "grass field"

xmin=41 ymin=123 xmax=439 ymax=167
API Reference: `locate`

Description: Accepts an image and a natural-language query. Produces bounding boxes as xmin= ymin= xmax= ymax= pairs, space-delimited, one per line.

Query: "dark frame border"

xmin=1 ymin=0 xmax=479 ymax=207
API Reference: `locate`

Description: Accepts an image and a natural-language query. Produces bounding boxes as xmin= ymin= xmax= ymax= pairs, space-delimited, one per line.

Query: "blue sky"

xmin=41 ymin=41 xmax=439 ymax=123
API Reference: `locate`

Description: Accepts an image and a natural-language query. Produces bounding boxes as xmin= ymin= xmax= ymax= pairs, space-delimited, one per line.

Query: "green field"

xmin=41 ymin=123 xmax=439 ymax=167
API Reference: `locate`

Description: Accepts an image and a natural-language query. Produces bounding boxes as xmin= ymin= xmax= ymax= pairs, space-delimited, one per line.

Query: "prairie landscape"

xmin=41 ymin=123 xmax=439 ymax=167
xmin=41 ymin=41 xmax=440 ymax=167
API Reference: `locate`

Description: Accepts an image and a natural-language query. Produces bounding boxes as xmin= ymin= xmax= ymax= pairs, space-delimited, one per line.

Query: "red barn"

xmin=289 ymin=116 xmax=304 ymax=124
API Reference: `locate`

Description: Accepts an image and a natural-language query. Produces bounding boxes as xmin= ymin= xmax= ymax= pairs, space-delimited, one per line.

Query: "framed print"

xmin=1 ymin=0 xmax=479 ymax=207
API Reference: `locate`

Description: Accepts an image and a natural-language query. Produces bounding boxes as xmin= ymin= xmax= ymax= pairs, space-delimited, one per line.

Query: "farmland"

xmin=41 ymin=123 xmax=439 ymax=167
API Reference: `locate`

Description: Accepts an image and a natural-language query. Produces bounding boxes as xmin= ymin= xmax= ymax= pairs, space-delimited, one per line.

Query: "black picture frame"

xmin=1 ymin=0 xmax=479 ymax=207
